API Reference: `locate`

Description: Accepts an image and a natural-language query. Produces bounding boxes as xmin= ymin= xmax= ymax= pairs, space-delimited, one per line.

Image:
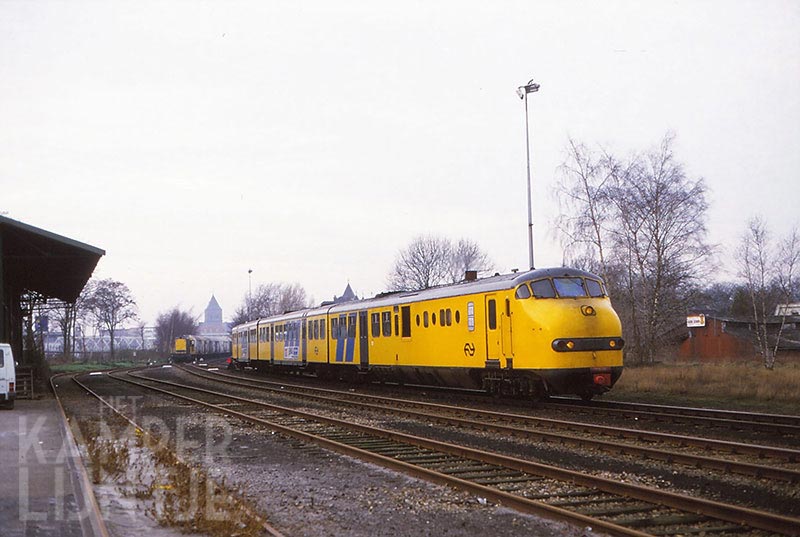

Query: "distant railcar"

xmin=231 ymin=268 xmax=624 ymax=400
xmin=171 ymin=334 xmax=232 ymax=363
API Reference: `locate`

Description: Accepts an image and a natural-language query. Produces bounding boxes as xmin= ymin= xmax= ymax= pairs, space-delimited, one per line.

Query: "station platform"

xmin=0 ymin=399 xmax=106 ymax=537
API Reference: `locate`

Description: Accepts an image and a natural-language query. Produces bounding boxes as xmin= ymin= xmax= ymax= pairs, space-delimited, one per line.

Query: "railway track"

xmin=85 ymin=367 xmax=800 ymax=536
xmin=55 ymin=371 xmax=286 ymax=537
xmin=176 ymin=364 xmax=800 ymax=483
xmin=544 ymin=398 xmax=800 ymax=436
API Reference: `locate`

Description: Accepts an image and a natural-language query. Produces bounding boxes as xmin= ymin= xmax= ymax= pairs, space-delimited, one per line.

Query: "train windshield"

xmin=519 ymin=277 xmax=607 ymax=299
xmin=553 ymin=277 xmax=587 ymax=297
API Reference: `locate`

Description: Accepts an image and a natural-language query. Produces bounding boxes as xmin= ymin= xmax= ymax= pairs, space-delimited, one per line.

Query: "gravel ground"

xmin=157 ymin=367 xmax=800 ymax=518
xmin=57 ymin=370 xmax=599 ymax=537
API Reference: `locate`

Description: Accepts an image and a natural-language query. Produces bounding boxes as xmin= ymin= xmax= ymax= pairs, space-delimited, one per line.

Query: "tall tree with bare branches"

xmin=84 ymin=278 xmax=138 ymax=360
xmin=555 ymin=133 xmax=713 ymax=363
xmin=389 ymin=235 xmax=493 ymax=291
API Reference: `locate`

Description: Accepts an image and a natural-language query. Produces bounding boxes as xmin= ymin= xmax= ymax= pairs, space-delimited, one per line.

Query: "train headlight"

xmin=581 ymin=305 xmax=596 ymax=316
xmin=566 ymin=341 xmax=575 ymax=350
xmin=609 ymin=340 xmax=616 ymax=348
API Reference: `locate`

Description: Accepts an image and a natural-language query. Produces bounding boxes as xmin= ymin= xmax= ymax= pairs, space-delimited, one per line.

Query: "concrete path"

xmin=0 ymin=399 xmax=104 ymax=537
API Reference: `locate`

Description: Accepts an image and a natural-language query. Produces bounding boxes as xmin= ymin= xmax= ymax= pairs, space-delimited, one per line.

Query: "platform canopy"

xmin=0 ymin=215 xmax=105 ymax=303
xmin=1 ymin=216 xmax=105 ymax=357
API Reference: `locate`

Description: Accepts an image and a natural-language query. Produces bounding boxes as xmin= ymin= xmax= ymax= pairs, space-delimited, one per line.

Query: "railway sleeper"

xmin=615 ymin=513 xmax=707 ymax=528
xmin=439 ymin=464 xmax=505 ymax=476
xmin=525 ymin=488 xmax=601 ymax=500
xmin=548 ymin=495 xmax=624 ymax=508
xmin=644 ymin=524 xmax=747 ymax=536
xmin=577 ymin=503 xmax=656 ymax=517
xmin=395 ymin=454 xmax=458 ymax=464
xmin=420 ymin=461 xmax=493 ymax=472
xmin=472 ymin=473 xmax=532 ymax=486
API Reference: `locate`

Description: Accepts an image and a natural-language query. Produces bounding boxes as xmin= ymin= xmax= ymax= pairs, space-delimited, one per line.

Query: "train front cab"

xmin=509 ymin=273 xmax=624 ymax=400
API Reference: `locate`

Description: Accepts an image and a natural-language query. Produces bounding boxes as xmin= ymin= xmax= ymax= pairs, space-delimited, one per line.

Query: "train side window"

xmin=371 ymin=312 xmax=381 ymax=337
xmin=515 ymin=284 xmax=531 ymax=299
xmin=331 ymin=318 xmax=338 ymax=338
xmin=382 ymin=312 xmax=391 ymax=337
xmin=467 ymin=302 xmax=475 ymax=332
xmin=487 ymin=300 xmax=497 ymax=330
xmin=394 ymin=314 xmax=399 ymax=337
xmin=423 ymin=311 xmax=429 ymax=328
xmin=531 ymin=279 xmax=556 ymax=298
xmin=439 ymin=309 xmax=445 ymax=326
xmin=401 ymin=306 xmax=411 ymax=337
xmin=348 ymin=313 xmax=356 ymax=338
xmin=446 ymin=309 xmax=452 ymax=326
xmin=432 ymin=312 xmax=437 ymax=326
xmin=586 ymin=279 xmax=605 ymax=297
xmin=321 ymin=319 xmax=326 ymax=339
xmin=455 ymin=310 xmax=461 ymax=324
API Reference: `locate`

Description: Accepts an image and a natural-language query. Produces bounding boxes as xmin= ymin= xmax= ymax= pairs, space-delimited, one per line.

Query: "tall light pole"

xmin=247 ymin=269 xmax=253 ymax=320
xmin=517 ymin=79 xmax=540 ymax=270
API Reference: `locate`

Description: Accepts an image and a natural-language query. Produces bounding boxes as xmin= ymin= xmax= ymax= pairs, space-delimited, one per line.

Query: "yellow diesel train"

xmin=231 ymin=268 xmax=624 ymax=400
xmin=171 ymin=334 xmax=232 ymax=363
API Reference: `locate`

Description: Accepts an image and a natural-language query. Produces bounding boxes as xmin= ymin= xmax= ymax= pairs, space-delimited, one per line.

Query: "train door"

xmin=269 ymin=323 xmax=275 ymax=364
xmin=484 ymin=295 xmax=501 ymax=365
xmin=358 ymin=310 xmax=369 ymax=370
xmin=301 ymin=318 xmax=308 ymax=365
xmin=501 ymin=297 xmax=513 ymax=360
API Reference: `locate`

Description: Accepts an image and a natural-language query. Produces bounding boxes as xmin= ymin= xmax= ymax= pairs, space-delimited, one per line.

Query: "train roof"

xmin=233 ymin=267 xmax=602 ymax=330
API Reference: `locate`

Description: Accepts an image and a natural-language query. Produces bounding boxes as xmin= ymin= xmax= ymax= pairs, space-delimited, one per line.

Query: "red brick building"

xmin=677 ymin=313 xmax=800 ymax=362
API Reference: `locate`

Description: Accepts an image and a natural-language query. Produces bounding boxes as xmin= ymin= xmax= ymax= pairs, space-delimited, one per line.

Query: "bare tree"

xmin=555 ymin=133 xmax=713 ymax=363
xmin=84 ymin=278 xmax=138 ymax=360
xmin=738 ymin=218 xmax=799 ymax=369
xmin=554 ymin=138 xmax=616 ymax=280
xmin=50 ymin=283 xmax=92 ymax=360
xmin=448 ymin=238 xmax=493 ymax=284
xmin=773 ymin=226 xmax=800 ymax=360
xmin=155 ymin=307 xmax=198 ymax=353
xmin=232 ymin=282 xmax=310 ymax=325
xmin=389 ymin=235 xmax=493 ymax=291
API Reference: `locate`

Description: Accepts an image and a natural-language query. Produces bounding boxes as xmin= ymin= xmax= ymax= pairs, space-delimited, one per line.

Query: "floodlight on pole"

xmin=517 ymin=79 xmax=539 ymax=270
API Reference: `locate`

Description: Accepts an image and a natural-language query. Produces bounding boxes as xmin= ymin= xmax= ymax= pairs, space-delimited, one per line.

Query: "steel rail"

xmin=176 ymin=365 xmax=800 ymax=483
xmin=111 ymin=368 xmax=800 ymax=536
xmin=184 ymin=365 xmax=800 ymax=464
xmin=542 ymin=399 xmax=800 ymax=435
xmin=548 ymin=397 xmax=800 ymax=427
xmin=50 ymin=373 xmax=111 ymax=537
xmin=69 ymin=372 xmax=287 ymax=537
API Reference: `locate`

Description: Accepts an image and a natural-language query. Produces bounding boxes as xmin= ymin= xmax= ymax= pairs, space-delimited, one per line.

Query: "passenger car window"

xmin=382 ymin=311 xmax=391 ymax=336
xmin=530 ymin=279 xmax=556 ymax=298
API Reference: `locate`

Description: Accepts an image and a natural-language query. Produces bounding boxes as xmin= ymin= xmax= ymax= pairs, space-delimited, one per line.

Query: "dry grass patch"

xmin=609 ymin=361 xmax=800 ymax=414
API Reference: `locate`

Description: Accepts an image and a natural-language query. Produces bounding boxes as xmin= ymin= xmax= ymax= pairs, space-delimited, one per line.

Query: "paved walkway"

xmin=0 ymin=399 xmax=103 ymax=537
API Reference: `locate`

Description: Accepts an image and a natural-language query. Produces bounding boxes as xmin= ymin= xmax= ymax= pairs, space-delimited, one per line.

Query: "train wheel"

xmin=579 ymin=392 xmax=594 ymax=402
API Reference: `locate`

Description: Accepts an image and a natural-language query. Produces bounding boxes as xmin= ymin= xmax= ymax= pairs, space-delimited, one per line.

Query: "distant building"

xmin=675 ymin=312 xmax=800 ymax=362
xmin=40 ymin=325 xmax=157 ymax=357
xmin=333 ymin=283 xmax=358 ymax=304
xmin=197 ymin=295 xmax=231 ymax=335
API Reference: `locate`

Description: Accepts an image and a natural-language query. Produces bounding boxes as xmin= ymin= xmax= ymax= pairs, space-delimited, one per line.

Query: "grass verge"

xmin=607 ymin=361 xmax=800 ymax=415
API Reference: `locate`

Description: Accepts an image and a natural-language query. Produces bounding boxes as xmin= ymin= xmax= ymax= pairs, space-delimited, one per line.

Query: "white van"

xmin=0 ymin=343 xmax=16 ymax=409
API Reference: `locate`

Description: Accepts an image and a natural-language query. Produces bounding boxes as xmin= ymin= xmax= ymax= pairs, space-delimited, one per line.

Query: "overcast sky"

xmin=2 ymin=1 xmax=798 ymax=325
